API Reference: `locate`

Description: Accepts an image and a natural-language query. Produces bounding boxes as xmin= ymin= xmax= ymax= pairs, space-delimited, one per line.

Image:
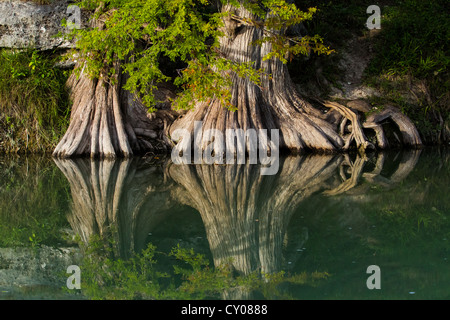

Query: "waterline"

xmin=171 ymin=121 xmax=280 ymax=175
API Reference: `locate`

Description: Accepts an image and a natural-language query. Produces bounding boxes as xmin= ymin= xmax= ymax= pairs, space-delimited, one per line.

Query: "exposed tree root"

xmin=169 ymin=5 xmax=422 ymax=156
xmin=363 ymin=104 xmax=422 ymax=148
xmin=322 ymin=100 xmax=375 ymax=152
xmin=54 ymin=5 xmax=423 ymax=159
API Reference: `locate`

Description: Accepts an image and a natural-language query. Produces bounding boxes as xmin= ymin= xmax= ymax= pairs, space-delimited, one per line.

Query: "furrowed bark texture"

xmin=170 ymin=4 xmax=422 ymax=154
xmin=53 ymin=63 xmax=176 ymax=159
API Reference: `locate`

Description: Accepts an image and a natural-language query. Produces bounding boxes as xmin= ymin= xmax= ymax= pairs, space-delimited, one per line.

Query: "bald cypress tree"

xmin=53 ymin=0 xmax=421 ymax=158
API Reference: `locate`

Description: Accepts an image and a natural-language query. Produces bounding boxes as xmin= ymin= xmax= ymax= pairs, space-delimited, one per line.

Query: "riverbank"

xmin=0 ymin=49 xmax=71 ymax=154
xmin=0 ymin=0 xmax=448 ymax=154
xmin=292 ymin=0 xmax=450 ymax=146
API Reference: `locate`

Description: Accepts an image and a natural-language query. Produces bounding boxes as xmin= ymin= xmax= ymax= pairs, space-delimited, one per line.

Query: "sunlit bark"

xmin=52 ymin=64 xmax=176 ymax=159
xmin=170 ymin=4 xmax=422 ymax=154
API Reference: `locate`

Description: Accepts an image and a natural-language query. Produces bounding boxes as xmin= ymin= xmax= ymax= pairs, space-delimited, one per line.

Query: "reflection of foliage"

xmin=365 ymin=152 xmax=450 ymax=246
xmin=76 ymin=236 xmax=329 ymax=300
xmin=78 ymin=235 xmax=172 ymax=300
xmin=68 ymin=0 xmax=332 ymax=111
xmin=364 ymin=0 xmax=450 ymax=144
xmin=171 ymin=244 xmax=329 ymax=300
xmin=0 ymin=157 xmax=71 ymax=247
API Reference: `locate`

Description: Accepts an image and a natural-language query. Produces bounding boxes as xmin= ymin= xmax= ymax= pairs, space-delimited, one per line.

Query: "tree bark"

xmin=53 ymin=3 xmax=423 ymax=159
xmin=52 ymin=61 xmax=177 ymax=159
xmin=169 ymin=4 xmax=422 ymax=154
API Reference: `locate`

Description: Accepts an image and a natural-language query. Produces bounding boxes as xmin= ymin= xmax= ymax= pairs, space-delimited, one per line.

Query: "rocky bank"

xmin=0 ymin=0 xmax=89 ymax=50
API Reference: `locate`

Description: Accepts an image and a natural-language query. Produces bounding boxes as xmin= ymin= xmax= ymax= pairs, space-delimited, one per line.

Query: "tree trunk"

xmin=53 ymin=61 xmax=177 ymax=159
xmin=169 ymin=4 xmax=422 ymax=154
xmin=53 ymin=8 xmax=177 ymax=159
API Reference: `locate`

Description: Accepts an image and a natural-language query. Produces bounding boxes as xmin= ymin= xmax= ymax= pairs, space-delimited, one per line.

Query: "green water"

xmin=0 ymin=149 xmax=448 ymax=300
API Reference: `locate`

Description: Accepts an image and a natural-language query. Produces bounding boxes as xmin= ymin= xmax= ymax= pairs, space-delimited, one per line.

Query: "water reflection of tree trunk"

xmin=168 ymin=150 xmax=422 ymax=278
xmin=54 ymin=158 xmax=176 ymax=259
xmin=168 ymin=156 xmax=344 ymax=276
xmin=54 ymin=150 xmax=421 ymax=299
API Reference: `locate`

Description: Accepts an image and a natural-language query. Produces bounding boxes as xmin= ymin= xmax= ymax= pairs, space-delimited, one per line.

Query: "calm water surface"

xmin=0 ymin=148 xmax=448 ymax=300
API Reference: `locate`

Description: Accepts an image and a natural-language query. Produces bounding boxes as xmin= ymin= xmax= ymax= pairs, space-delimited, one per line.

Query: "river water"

xmin=0 ymin=148 xmax=448 ymax=300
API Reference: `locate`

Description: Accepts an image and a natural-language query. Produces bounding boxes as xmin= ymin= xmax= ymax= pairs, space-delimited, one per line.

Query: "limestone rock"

xmin=0 ymin=245 xmax=81 ymax=292
xmin=0 ymin=0 xmax=88 ymax=50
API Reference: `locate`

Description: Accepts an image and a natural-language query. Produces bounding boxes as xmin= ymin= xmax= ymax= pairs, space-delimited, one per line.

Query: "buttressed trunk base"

xmin=53 ymin=61 xmax=176 ymax=159
xmin=169 ymin=5 xmax=422 ymax=155
xmin=55 ymin=5 xmax=422 ymax=159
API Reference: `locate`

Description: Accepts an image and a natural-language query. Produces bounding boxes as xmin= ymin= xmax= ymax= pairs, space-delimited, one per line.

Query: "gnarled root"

xmin=315 ymin=99 xmax=422 ymax=153
xmin=322 ymin=100 xmax=375 ymax=152
xmin=363 ymin=104 xmax=422 ymax=148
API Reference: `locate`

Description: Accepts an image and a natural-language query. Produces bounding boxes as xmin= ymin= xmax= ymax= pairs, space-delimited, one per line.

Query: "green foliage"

xmin=70 ymin=0 xmax=225 ymax=110
xmin=288 ymin=150 xmax=450 ymax=299
xmin=366 ymin=0 xmax=449 ymax=81
xmin=172 ymin=58 xmax=265 ymax=110
xmin=362 ymin=0 xmax=450 ymax=144
xmin=0 ymin=49 xmax=71 ymax=153
xmin=68 ymin=0 xmax=331 ymax=111
xmin=299 ymin=0 xmax=369 ymax=39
